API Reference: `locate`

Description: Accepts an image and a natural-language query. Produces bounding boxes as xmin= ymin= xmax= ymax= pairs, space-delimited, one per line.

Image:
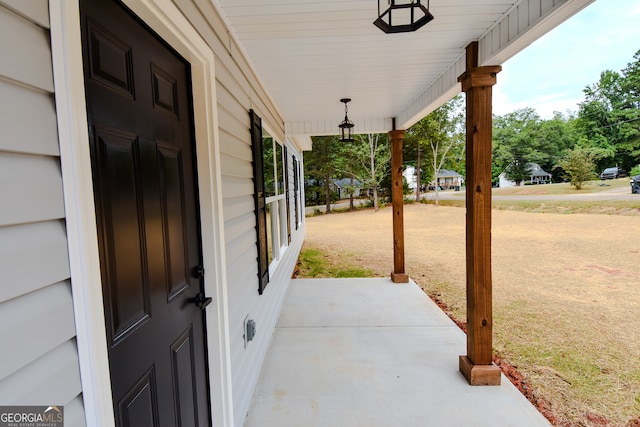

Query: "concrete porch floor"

xmin=244 ymin=278 xmax=550 ymax=427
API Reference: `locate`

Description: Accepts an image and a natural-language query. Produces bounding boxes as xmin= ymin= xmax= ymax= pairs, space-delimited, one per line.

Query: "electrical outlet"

xmin=243 ymin=315 xmax=256 ymax=348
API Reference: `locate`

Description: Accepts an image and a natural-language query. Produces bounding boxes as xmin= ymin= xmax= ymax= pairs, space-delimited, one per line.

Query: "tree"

xmin=403 ymin=131 xmax=425 ymax=201
xmin=355 ymin=133 xmax=391 ymax=212
xmin=537 ymin=112 xmax=580 ymax=181
xmin=616 ymin=50 xmax=640 ymax=167
xmin=335 ymin=137 xmax=365 ymax=211
xmin=493 ymin=108 xmax=581 ymax=184
xmin=503 ymin=157 xmax=531 ymax=186
xmin=491 ymin=51 xmax=640 ymax=184
xmin=305 ymin=136 xmax=339 ymax=212
xmin=577 ymin=50 xmax=640 ymax=171
xmin=493 ymin=108 xmax=541 ymax=184
xmin=576 ymin=70 xmax=622 ymax=169
xmin=555 ymin=147 xmax=599 ymax=190
xmin=408 ymin=95 xmax=465 ymax=205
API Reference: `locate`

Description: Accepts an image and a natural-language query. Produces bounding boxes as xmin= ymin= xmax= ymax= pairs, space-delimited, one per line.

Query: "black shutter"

xmin=284 ymin=146 xmax=291 ymax=243
xmin=293 ymin=156 xmax=299 ymax=230
xmin=250 ymin=110 xmax=269 ymax=294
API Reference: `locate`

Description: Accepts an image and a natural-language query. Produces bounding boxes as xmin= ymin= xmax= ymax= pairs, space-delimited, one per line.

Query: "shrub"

xmin=555 ymin=148 xmax=599 ymax=190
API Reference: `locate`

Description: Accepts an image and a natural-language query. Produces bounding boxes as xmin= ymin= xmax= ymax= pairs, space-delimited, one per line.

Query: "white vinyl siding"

xmin=172 ymin=0 xmax=305 ymax=422
xmin=0 ymin=2 xmax=86 ymax=425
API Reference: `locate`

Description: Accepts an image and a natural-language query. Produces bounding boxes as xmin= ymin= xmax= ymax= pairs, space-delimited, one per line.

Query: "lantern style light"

xmin=374 ymin=0 xmax=434 ymax=34
xmin=338 ymin=98 xmax=354 ymax=142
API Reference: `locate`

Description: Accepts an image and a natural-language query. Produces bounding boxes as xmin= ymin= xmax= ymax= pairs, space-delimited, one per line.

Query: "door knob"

xmin=191 ymin=293 xmax=212 ymax=310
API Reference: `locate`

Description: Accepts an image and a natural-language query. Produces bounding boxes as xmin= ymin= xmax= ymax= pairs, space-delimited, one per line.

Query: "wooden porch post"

xmin=390 ymin=127 xmax=409 ymax=283
xmin=458 ymin=42 xmax=502 ymax=385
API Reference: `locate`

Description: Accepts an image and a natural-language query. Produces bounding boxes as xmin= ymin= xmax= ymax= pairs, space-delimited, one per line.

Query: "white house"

xmin=404 ymin=166 xmax=464 ymax=191
xmin=334 ymin=178 xmax=364 ymax=199
xmin=404 ymin=165 xmax=418 ymax=190
xmin=0 ymin=0 xmax=594 ymax=425
xmin=499 ymin=163 xmax=553 ymax=187
xmin=431 ymin=169 xmax=465 ymax=190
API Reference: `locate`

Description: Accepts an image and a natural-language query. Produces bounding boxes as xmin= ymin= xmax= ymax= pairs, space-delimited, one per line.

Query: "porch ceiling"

xmin=212 ymin=0 xmax=594 ymax=138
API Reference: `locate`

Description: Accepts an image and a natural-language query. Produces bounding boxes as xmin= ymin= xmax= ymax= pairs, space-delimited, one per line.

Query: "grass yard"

xmin=298 ymin=202 xmax=640 ymax=426
xmin=429 ymin=198 xmax=640 ymax=216
xmin=492 ymin=178 xmax=632 ymax=196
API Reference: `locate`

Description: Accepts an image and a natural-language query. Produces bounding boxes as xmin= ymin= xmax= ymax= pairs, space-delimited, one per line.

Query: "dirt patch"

xmin=303 ymin=203 xmax=640 ymax=426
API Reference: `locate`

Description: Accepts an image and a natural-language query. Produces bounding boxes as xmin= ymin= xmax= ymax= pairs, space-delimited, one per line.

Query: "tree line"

xmin=304 ymin=49 xmax=640 ymax=207
xmin=494 ymin=49 xmax=640 ymax=188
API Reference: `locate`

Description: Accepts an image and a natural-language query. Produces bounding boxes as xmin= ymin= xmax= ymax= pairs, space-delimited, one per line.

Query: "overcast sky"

xmin=493 ymin=0 xmax=640 ymax=119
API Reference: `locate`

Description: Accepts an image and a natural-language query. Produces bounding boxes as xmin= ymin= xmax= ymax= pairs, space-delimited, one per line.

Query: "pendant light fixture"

xmin=374 ymin=0 xmax=434 ymax=34
xmin=338 ymin=98 xmax=354 ymax=142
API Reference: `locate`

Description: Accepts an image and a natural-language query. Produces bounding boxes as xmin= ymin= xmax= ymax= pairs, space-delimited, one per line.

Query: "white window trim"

xmin=263 ymin=127 xmax=289 ymax=270
xmin=49 ymin=1 xmax=234 ymax=426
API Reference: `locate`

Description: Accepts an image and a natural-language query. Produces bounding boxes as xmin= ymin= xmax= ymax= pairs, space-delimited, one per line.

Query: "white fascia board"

xmin=479 ymin=0 xmax=595 ymax=66
xmin=397 ymin=0 xmax=595 ymax=131
xmin=287 ymin=135 xmax=313 ymax=152
xmin=285 ymin=117 xmax=394 ymax=138
xmin=396 ymin=54 xmax=464 ymax=130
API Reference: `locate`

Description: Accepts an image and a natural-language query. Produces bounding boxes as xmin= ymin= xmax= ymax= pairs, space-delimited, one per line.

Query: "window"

xmin=250 ymin=110 xmax=289 ymax=294
xmin=293 ymin=155 xmax=299 ymax=229
xmin=264 ymin=131 xmax=287 ymax=264
xmin=284 ymin=146 xmax=291 ymax=243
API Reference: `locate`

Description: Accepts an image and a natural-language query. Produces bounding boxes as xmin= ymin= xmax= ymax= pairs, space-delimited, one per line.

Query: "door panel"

xmin=80 ymin=0 xmax=211 ymax=425
xmin=93 ymin=127 xmax=150 ymax=342
xmin=119 ymin=369 xmax=159 ymax=427
xmin=171 ymin=327 xmax=198 ymax=426
xmin=157 ymin=142 xmax=190 ymax=301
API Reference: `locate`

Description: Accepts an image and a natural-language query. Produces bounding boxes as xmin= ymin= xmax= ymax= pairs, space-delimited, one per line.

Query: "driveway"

xmin=306 ymin=185 xmax=638 ymax=215
xmin=423 ymin=186 xmax=639 ymax=202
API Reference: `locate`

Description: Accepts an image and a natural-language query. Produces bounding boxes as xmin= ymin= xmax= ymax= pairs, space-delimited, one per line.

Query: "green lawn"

xmin=295 ymin=247 xmax=374 ymax=278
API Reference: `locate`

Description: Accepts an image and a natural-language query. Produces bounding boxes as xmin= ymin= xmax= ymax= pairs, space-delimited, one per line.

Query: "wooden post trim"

xmin=390 ymin=129 xmax=409 ymax=283
xmin=458 ymin=41 xmax=501 ymax=385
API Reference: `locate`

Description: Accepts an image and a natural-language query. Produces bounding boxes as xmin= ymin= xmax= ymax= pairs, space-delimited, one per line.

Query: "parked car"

xmin=599 ymin=167 xmax=627 ymax=179
xmin=631 ymin=175 xmax=640 ymax=194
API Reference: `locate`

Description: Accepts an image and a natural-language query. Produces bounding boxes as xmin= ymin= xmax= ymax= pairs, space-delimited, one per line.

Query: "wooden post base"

xmin=459 ymin=356 xmax=501 ymax=386
xmin=390 ymin=272 xmax=409 ymax=283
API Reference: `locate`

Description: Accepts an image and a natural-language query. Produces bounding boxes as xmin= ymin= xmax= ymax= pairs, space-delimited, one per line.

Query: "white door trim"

xmin=49 ymin=0 xmax=234 ymax=425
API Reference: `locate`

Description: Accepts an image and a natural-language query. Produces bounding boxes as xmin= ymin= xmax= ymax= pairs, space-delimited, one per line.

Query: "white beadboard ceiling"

xmin=212 ymin=0 xmax=594 ymax=140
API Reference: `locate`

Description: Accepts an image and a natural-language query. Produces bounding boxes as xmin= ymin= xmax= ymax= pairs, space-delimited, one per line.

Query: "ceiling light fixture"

xmin=374 ymin=0 xmax=434 ymax=34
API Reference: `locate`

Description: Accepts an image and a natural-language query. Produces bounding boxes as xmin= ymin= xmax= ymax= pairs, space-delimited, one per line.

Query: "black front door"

xmin=80 ymin=0 xmax=211 ymax=425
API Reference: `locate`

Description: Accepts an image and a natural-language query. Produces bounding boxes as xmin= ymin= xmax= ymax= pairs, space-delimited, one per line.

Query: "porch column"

xmin=390 ymin=128 xmax=409 ymax=283
xmin=457 ymin=42 xmax=502 ymax=385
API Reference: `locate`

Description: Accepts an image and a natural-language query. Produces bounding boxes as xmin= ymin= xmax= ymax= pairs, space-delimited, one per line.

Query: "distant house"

xmin=499 ymin=163 xmax=552 ymax=187
xmin=431 ymin=169 xmax=465 ymax=190
xmin=306 ymin=178 xmax=363 ymax=200
xmin=404 ymin=166 xmax=465 ymax=191
xmin=334 ymin=178 xmax=364 ymax=199
xmin=404 ymin=166 xmax=418 ymax=190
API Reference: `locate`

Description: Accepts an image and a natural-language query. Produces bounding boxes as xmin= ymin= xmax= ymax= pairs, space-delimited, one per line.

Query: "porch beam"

xmin=390 ymin=128 xmax=408 ymax=283
xmin=458 ymin=41 xmax=501 ymax=385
